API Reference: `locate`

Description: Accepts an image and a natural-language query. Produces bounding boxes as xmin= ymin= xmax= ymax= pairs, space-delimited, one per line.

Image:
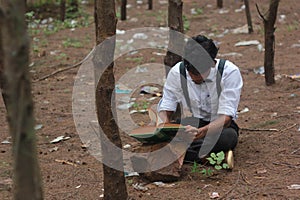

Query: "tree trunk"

xmin=164 ymin=0 xmax=183 ymax=75
xmin=94 ymin=0 xmax=128 ymax=199
xmin=60 ymin=0 xmax=66 ymax=21
xmin=70 ymin=0 xmax=78 ymax=13
xmin=121 ymin=0 xmax=126 ymax=21
xmin=257 ymin=0 xmax=280 ymax=85
xmin=244 ymin=0 xmax=253 ymax=33
xmin=0 ymin=15 xmax=8 ymax=107
xmin=0 ymin=1 xmax=43 ymax=199
xmin=217 ymin=0 xmax=223 ymax=8
xmin=148 ymin=0 xmax=153 ymax=10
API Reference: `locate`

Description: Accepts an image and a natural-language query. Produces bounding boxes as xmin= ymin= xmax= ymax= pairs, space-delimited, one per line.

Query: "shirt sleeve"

xmin=217 ymin=61 xmax=243 ymax=118
xmin=158 ymin=63 xmax=182 ymax=112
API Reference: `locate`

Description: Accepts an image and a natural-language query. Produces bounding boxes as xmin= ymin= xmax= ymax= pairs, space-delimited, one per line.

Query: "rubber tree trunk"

xmin=94 ymin=0 xmax=128 ymax=199
xmin=60 ymin=0 xmax=66 ymax=21
xmin=257 ymin=0 xmax=280 ymax=85
xmin=121 ymin=0 xmax=126 ymax=21
xmin=164 ymin=0 xmax=183 ymax=76
xmin=148 ymin=0 xmax=153 ymax=10
xmin=0 ymin=18 xmax=8 ymax=107
xmin=244 ymin=0 xmax=253 ymax=33
xmin=217 ymin=0 xmax=223 ymax=8
xmin=0 ymin=1 xmax=43 ymax=199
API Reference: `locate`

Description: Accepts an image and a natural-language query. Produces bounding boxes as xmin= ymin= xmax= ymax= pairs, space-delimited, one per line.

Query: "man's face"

xmin=188 ymin=68 xmax=211 ymax=85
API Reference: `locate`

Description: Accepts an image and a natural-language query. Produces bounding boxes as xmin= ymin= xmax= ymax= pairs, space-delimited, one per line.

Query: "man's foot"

xmin=226 ymin=150 xmax=234 ymax=169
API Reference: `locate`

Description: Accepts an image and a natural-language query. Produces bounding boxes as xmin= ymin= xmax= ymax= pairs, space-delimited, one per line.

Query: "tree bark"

xmin=121 ymin=0 xmax=126 ymax=21
xmin=244 ymin=0 xmax=253 ymax=33
xmin=0 ymin=1 xmax=43 ymax=199
xmin=217 ymin=0 xmax=223 ymax=8
xmin=257 ymin=0 xmax=280 ymax=85
xmin=164 ymin=0 xmax=183 ymax=75
xmin=60 ymin=0 xmax=66 ymax=21
xmin=148 ymin=0 xmax=153 ymax=10
xmin=94 ymin=0 xmax=128 ymax=199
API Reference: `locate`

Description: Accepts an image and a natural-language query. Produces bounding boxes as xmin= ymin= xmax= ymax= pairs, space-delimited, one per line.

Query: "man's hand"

xmin=185 ymin=125 xmax=208 ymax=140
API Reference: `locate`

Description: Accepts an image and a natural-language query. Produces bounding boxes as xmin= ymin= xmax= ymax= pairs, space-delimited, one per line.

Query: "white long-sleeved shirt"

xmin=158 ymin=59 xmax=243 ymax=121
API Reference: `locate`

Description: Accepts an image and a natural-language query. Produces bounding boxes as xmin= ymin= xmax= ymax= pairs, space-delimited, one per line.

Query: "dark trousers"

xmin=176 ymin=117 xmax=239 ymax=163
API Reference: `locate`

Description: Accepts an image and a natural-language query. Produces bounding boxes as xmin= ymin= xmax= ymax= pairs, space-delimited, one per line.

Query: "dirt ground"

xmin=1 ymin=0 xmax=300 ymax=199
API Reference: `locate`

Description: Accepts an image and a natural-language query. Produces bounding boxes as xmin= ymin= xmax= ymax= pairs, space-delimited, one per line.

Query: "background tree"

xmin=0 ymin=0 xmax=43 ymax=199
xmin=148 ymin=0 xmax=153 ymax=10
xmin=244 ymin=0 xmax=253 ymax=33
xmin=60 ymin=0 xmax=66 ymax=21
xmin=121 ymin=0 xmax=127 ymax=21
xmin=217 ymin=0 xmax=223 ymax=8
xmin=256 ymin=0 xmax=280 ymax=85
xmin=94 ymin=0 xmax=128 ymax=199
xmin=164 ymin=0 xmax=183 ymax=75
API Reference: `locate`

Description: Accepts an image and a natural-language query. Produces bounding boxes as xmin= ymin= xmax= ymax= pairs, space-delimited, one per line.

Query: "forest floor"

xmin=1 ymin=0 xmax=300 ymax=199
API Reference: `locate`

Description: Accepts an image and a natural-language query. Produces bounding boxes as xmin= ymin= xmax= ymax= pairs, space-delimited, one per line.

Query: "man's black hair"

xmin=183 ymin=35 xmax=219 ymax=74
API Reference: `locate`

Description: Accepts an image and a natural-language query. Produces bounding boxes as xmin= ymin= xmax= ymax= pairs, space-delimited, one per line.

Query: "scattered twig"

xmin=33 ymin=47 xmax=95 ymax=83
xmin=55 ymin=159 xmax=77 ymax=167
xmin=240 ymin=128 xmax=279 ymax=132
xmin=240 ymin=171 xmax=251 ymax=185
xmin=255 ymin=3 xmax=266 ymax=21
xmin=219 ymin=171 xmax=240 ymax=199
xmin=273 ymin=162 xmax=300 ymax=169
xmin=280 ymin=123 xmax=297 ymax=133
xmin=291 ymin=147 xmax=300 ymax=155
xmin=32 ymin=62 xmax=82 ymax=83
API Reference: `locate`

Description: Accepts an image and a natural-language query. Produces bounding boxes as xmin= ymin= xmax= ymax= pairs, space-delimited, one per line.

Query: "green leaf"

xmin=207 ymin=157 xmax=216 ymax=165
xmin=210 ymin=152 xmax=217 ymax=159
xmin=201 ymin=169 xmax=207 ymax=176
xmin=207 ymin=168 xmax=214 ymax=176
xmin=215 ymin=165 xmax=222 ymax=170
xmin=216 ymin=159 xmax=222 ymax=165
xmin=216 ymin=151 xmax=225 ymax=160
xmin=222 ymin=163 xmax=229 ymax=169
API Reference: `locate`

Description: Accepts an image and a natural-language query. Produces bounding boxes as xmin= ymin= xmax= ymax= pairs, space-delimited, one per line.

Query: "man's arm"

xmin=158 ymin=110 xmax=174 ymax=125
xmin=185 ymin=114 xmax=232 ymax=140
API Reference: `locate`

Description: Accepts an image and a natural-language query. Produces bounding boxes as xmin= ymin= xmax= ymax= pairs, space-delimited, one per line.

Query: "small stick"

xmin=280 ymin=123 xmax=297 ymax=133
xmin=33 ymin=47 xmax=95 ymax=83
xmin=219 ymin=171 xmax=240 ymax=199
xmin=240 ymin=128 xmax=279 ymax=132
xmin=291 ymin=148 xmax=300 ymax=154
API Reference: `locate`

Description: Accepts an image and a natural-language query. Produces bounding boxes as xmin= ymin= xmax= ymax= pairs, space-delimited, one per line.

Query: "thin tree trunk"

xmin=256 ymin=0 xmax=280 ymax=85
xmin=94 ymin=0 xmax=128 ymax=199
xmin=164 ymin=0 xmax=183 ymax=75
xmin=148 ymin=0 xmax=153 ymax=10
xmin=60 ymin=0 xmax=66 ymax=21
xmin=0 ymin=15 xmax=7 ymax=107
xmin=244 ymin=0 xmax=253 ymax=33
xmin=121 ymin=0 xmax=126 ymax=21
xmin=217 ymin=0 xmax=223 ymax=8
xmin=0 ymin=1 xmax=43 ymax=199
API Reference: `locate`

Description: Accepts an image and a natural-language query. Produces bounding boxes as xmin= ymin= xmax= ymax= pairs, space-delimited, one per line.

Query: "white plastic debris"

xmin=219 ymin=9 xmax=229 ymax=14
xmin=232 ymin=24 xmax=249 ymax=34
xmin=1 ymin=140 xmax=11 ymax=144
xmin=238 ymin=107 xmax=249 ymax=114
xmin=135 ymin=66 xmax=148 ymax=73
xmin=287 ymin=184 xmax=300 ymax=190
xmin=116 ymin=29 xmax=126 ymax=35
xmin=210 ymin=192 xmax=220 ymax=199
xmin=117 ymin=102 xmax=134 ymax=110
xmin=50 ymin=136 xmax=71 ymax=144
xmin=253 ymin=66 xmax=265 ymax=75
xmin=34 ymin=124 xmax=43 ymax=130
xmin=133 ymin=183 xmax=148 ymax=191
xmin=133 ymin=33 xmax=148 ymax=40
xmin=123 ymin=144 xmax=131 ymax=149
xmin=235 ymin=40 xmax=260 ymax=46
xmin=278 ymin=15 xmax=286 ymax=23
xmin=75 ymin=185 xmax=81 ymax=189
xmin=257 ymin=44 xmax=264 ymax=52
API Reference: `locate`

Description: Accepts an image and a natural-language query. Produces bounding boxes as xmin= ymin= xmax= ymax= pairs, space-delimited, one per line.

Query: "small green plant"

xmin=190 ymin=151 xmax=228 ymax=177
xmin=62 ymin=38 xmax=83 ymax=48
xmin=183 ymin=15 xmax=190 ymax=31
xmin=125 ymin=57 xmax=143 ymax=64
xmin=206 ymin=151 xmax=229 ymax=170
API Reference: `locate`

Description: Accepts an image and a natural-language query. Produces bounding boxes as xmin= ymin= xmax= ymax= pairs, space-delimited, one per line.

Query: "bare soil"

xmin=1 ymin=0 xmax=300 ymax=199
